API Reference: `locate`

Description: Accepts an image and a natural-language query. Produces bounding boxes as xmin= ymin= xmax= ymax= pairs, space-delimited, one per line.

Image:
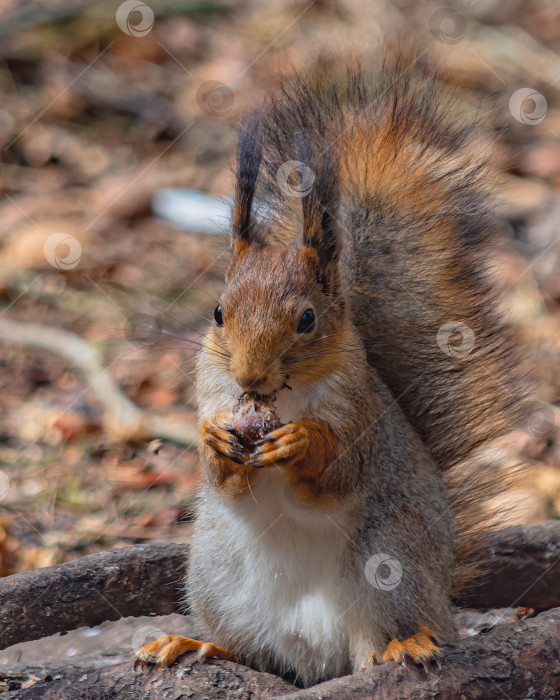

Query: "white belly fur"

xmin=193 ymin=375 xmax=355 ymax=680
xmin=194 ymin=467 xmax=353 ymax=681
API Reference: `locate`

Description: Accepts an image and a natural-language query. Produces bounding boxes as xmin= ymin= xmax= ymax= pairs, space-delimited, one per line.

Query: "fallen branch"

xmin=455 ymin=518 xmax=560 ymax=610
xmin=4 ymin=607 xmax=560 ymax=699
xmin=2 ymin=521 xmax=560 ymax=653
xmin=0 ymin=319 xmax=197 ymax=445
xmin=4 ymin=658 xmax=296 ymax=699
xmin=0 ymin=543 xmax=186 ymax=650
xmin=270 ymin=608 xmax=560 ymax=700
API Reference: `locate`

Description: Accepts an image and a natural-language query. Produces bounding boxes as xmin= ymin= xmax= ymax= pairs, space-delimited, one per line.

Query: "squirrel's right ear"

xmin=230 ymin=116 xmax=262 ymax=252
xmin=295 ymin=134 xmax=341 ymax=292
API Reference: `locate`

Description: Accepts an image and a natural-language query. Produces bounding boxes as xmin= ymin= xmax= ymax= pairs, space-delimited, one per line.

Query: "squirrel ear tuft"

xmin=295 ymin=133 xmax=341 ymax=275
xmin=231 ymin=116 xmax=262 ymax=249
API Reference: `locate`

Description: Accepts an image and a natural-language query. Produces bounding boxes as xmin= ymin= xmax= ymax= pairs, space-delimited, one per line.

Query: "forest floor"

xmin=0 ymin=0 xmax=559 ymax=598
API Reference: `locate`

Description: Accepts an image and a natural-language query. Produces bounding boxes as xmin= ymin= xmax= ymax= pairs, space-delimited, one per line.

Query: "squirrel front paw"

xmin=200 ymin=413 xmax=250 ymax=464
xmin=246 ymin=422 xmax=309 ymax=469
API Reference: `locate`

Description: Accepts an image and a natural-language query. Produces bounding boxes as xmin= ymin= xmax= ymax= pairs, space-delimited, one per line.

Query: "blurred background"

xmin=0 ymin=0 xmax=559 ymax=590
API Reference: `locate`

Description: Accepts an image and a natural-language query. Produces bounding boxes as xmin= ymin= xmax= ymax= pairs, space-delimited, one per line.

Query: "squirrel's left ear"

xmin=230 ymin=116 xmax=262 ymax=252
xmin=296 ymin=134 xmax=341 ymax=291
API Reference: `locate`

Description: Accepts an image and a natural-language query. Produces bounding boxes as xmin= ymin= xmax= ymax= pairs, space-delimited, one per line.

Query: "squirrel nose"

xmin=236 ymin=374 xmax=269 ymax=391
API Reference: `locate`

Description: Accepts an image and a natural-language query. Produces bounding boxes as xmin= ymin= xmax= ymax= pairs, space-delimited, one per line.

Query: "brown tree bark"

xmin=2 ymin=521 xmax=560 ymax=698
xmin=3 ymin=609 xmax=560 ymax=699
xmin=454 ymin=519 xmax=560 ymax=610
xmin=0 ymin=543 xmax=187 ymax=650
xmin=270 ymin=608 xmax=560 ymax=700
xmin=2 ymin=520 xmax=560 ymax=652
xmin=2 ymin=658 xmax=296 ymax=699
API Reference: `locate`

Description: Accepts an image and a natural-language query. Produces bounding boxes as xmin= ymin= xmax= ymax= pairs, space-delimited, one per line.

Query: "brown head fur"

xmin=209 ymin=121 xmax=349 ymax=395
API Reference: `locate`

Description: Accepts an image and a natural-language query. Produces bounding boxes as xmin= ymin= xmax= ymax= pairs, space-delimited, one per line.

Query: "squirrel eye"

xmin=297 ymin=308 xmax=315 ymax=334
xmin=214 ymin=305 xmax=223 ymax=326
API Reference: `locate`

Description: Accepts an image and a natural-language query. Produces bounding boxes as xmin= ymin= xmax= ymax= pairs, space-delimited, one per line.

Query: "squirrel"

xmin=135 ymin=44 xmax=527 ymax=686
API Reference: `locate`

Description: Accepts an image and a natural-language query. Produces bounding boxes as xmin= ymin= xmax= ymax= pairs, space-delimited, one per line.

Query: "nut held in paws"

xmin=232 ymin=392 xmax=283 ymax=447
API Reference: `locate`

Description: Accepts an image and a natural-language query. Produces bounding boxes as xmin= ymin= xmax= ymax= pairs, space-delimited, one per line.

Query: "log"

xmin=2 ymin=658 xmax=296 ymax=699
xmin=455 ymin=519 xmax=560 ymax=610
xmin=4 ymin=609 xmax=560 ymax=698
xmin=0 ymin=543 xmax=186 ymax=650
xmin=2 ymin=523 xmax=560 ymax=698
xmin=268 ymin=607 xmax=560 ymax=700
xmin=2 ymin=520 xmax=560 ymax=653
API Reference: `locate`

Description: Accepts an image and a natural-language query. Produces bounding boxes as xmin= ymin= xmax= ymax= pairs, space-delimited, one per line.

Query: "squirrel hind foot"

xmin=368 ymin=625 xmax=441 ymax=670
xmin=134 ymin=634 xmax=233 ymax=669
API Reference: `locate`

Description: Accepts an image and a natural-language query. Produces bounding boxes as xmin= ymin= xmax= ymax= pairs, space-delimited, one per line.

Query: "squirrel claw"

xmin=134 ymin=656 xmax=156 ymax=673
xmin=371 ymin=625 xmax=441 ymax=669
xmin=253 ymin=436 xmax=274 ymax=445
xmin=247 ymin=423 xmax=309 ymax=468
xmin=247 ymin=454 xmax=266 ymax=467
xmin=247 ymin=457 xmax=264 ymax=468
xmin=134 ymin=634 xmax=233 ymax=669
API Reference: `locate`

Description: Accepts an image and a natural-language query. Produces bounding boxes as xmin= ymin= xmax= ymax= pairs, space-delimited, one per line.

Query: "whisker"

xmin=283 ymin=347 xmax=363 ymax=364
xmin=188 ymin=287 xmax=221 ymax=305
xmin=295 ymin=331 xmax=347 ymax=349
xmin=159 ymin=312 xmax=231 ymax=355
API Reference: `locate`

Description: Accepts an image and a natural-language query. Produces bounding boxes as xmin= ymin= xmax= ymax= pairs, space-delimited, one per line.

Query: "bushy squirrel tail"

xmin=254 ymin=41 xmax=529 ymax=594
